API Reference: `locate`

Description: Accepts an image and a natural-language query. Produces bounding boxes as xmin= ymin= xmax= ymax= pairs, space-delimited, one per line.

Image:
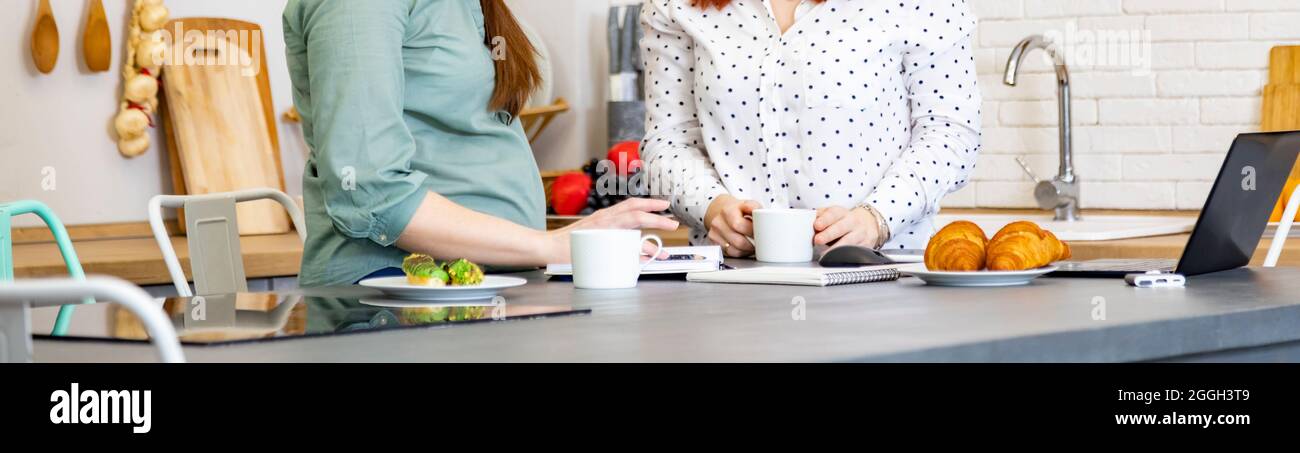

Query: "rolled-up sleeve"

xmin=868 ymin=0 xmax=982 ymax=236
xmin=289 ymin=0 xmax=426 ymax=246
xmin=639 ymin=0 xmax=729 ymax=232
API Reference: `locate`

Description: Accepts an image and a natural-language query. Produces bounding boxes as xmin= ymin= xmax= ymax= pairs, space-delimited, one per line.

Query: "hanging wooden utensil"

xmin=31 ymin=0 xmax=60 ymax=73
xmin=83 ymin=0 xmax=111 ymax=72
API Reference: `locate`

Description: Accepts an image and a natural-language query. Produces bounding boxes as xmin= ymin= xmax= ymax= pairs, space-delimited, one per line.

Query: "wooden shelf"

xmin=520 ymin=98 xmax=569 ymax=144
xmin=12 ymin=233 xmax=303 ymax=286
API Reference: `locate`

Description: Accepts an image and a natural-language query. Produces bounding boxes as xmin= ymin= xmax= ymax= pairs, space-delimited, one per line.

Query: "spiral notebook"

xmin=686 ymin=265 xmax=903 ymax=287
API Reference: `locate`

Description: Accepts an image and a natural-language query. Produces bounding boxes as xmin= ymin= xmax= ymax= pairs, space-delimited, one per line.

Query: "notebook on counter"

xmin=686 ymin=265 xmax=903 ymax=287
xmin=546 ymin=246 xmax=724 ymax=276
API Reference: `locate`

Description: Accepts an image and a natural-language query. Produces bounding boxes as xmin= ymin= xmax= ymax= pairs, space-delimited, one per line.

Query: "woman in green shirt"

xmin=284 ymin=0 xmax=676 ymax=286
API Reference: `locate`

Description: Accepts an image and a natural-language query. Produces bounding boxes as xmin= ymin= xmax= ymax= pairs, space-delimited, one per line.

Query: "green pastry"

xmin=402 ymin=254 xmax=450 ymax=286
xmin=445 ymin=258 xmax=485 ymax=286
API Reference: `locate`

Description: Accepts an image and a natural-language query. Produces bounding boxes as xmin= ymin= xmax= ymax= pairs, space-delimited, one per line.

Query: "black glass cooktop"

xmin=34 ymin=293 xmax=590 ymax=346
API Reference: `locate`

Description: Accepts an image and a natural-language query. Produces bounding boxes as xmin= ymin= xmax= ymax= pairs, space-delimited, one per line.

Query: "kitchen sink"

xmin=932 ymin=214 xmax=1197 ymax=242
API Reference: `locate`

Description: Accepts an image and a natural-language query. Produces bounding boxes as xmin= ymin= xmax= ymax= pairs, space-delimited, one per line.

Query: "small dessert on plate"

xmin=986 ymin=221 xmax=1072 ymax=271
xmin=924 ymin=221 xmax=990 ymax=272
xmin=401 ymin=254 xmax=487 ymax=287
xmin=365 ymin=256 xmax=521 ymax=301
xmin=402 ymin=254 xmax=451 ymax=286
xmin=445 ymin=258 xmax=486 ymax=286
xmin=924 ymin=221 xmax=1071 ymax=272
xmin=908 ymin=221 xmax=1071 ymax=286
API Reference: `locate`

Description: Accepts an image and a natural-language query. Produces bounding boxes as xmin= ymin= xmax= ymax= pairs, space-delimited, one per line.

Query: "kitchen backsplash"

xmin=948 ymin=0 xmax=1300 ymax=210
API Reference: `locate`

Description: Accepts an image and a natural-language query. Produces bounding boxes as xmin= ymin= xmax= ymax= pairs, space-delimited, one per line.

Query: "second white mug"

xmin=752 ymin=209 xmax=816 ymax=263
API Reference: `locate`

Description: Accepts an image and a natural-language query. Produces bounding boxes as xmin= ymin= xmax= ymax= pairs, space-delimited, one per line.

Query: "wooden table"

xmin=30 ymin=266 xmax=1300 ymax=362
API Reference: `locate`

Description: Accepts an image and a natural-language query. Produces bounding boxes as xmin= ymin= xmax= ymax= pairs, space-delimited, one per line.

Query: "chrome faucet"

xmin=1005 ymin=35 xmax=1080 ymax=222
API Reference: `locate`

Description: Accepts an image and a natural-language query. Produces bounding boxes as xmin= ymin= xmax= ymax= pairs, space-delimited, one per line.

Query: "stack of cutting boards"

xmin=1266 ymin=46 xmax=1300 ymax=222
xmin=161 ymin=18 xmax=290 ymax=235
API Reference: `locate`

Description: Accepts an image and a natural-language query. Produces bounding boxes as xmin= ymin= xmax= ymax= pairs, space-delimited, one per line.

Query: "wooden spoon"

xmin=31 ymin=0 xmax=60 ymax=73
xmin=83 ymin=0 xmax=111 ymax=72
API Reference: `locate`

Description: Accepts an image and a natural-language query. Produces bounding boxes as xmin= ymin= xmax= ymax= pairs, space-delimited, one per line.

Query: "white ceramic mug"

xmin=571 ymin=230 xmax=665 ymax=289
xmin=752 ymin=209 xmax=816 ymax=263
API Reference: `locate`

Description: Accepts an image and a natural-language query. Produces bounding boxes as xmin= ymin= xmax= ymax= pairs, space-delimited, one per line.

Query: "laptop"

xmin=1052 ymin=131 xmax=1300 ymax=278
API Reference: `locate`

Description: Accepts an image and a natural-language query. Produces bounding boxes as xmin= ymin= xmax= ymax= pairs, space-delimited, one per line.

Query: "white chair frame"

xmin=0 ymin=277 xmax=185 ymax=363
xmin=148 ymin=189 xmax=307 ymax=297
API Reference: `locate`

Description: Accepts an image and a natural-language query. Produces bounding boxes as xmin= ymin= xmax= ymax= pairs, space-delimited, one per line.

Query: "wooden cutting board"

xmin=1264 ymin=47 xmax=1300 ymax=130
xmin=1265 ymin=46 xmax=1300 ymax=222
xmin=161 ymin=18 xmax=289 ymax=235
xmin=1268 ymin=46 xmax=1300 ymax=85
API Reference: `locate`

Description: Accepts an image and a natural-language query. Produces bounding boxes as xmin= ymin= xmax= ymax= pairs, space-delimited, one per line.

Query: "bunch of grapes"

xmin=579 ymin=158 xmax=633 ymax=214
xmin=548 ymin=142 xmax=659 ymax=217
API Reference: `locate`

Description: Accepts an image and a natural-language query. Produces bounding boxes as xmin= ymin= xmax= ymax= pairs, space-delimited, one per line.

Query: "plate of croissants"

xmin=902 ymin=221 xmax=1072 ymax=287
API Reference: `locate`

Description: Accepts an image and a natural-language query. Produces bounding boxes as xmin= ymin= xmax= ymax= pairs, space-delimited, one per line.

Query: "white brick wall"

xmin=952 ymin=0 xmax=1300 ymax=210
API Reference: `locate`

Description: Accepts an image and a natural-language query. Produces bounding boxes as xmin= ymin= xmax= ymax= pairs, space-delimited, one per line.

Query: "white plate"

xmin=359 ymin=276 xmax=527 ymax=301
xmin=900 ymin=264 xmax=1058 ymax=287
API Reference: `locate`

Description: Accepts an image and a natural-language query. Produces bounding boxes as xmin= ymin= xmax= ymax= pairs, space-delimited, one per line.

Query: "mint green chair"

xmin=0 ymin=200 xmax=88 ymax=336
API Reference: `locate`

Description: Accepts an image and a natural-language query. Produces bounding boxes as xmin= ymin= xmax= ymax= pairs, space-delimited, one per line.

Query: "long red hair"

xmin=695 ymin=0 xmax=827 ymax=9
xmin=481 ymin=0 xmax=541 ymax=117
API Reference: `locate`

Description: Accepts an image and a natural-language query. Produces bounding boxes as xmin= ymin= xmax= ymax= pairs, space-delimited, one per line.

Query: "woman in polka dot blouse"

xmin=640 ymin=0 xmax=981 ymax=256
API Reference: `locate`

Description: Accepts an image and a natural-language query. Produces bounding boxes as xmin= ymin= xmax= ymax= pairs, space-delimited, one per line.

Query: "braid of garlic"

xmin=114 ymin=0 xmax=169 ymax=158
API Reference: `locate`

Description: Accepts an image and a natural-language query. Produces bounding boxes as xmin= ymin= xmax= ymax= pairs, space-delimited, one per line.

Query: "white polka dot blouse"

xmin=639 ymin=0 xmax=982 ymax=250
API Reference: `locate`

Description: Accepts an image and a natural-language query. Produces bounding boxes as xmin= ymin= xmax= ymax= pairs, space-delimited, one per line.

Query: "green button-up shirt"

xmin=284 ymin=0 xmax=546 ymax=287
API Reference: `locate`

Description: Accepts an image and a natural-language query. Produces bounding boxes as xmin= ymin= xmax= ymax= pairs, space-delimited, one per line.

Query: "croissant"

xmin=986 ymin=221 xmax=1072 ymax=271
xmin=925 ymin=221 xmax=989 ymax=271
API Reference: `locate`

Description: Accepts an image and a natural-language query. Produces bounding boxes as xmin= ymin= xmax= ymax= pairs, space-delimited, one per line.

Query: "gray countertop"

xmin=32 ymin=266 xmax=1300 ymax=363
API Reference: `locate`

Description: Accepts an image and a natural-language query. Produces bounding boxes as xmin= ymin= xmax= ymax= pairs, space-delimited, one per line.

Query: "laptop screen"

xmin=1176 ymin=132 xmax=1300 ymax=276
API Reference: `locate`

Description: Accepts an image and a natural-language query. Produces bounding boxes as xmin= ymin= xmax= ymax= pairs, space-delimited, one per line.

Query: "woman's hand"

xmin=814 ymin=206 xmax=884 ymax=249
xmin=705 ymin=195 xmax=762 ymax=258
xmin=545 ymin=198 xmax=680 ymax=264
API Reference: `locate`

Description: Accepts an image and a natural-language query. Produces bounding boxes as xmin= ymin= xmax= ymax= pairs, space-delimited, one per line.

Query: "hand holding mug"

xmin=705 ymin=195 xmax=762 ymax=258
xmin=814 ymin=206 xmax=884 ymax=249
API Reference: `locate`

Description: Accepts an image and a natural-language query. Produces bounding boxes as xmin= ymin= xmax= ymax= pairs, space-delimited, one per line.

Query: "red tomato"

xmin=551 ymin=172 xmax=592 ymax=216
xmin=606 ymin=141 xmax=642 ymax=176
